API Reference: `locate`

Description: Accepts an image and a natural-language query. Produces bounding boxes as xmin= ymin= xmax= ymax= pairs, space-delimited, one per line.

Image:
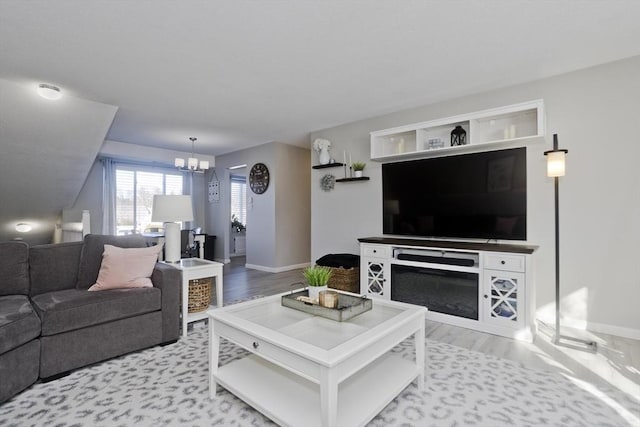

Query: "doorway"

xmin=230 ymin=174 xmax=247 ymax=257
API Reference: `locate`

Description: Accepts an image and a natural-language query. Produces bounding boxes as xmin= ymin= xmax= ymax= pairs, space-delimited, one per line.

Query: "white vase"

xmin=318 ymin=147 xmax=331 ymax=165
xmin=354 ymin=170 xmax=363 ymax=178
xmin=308 ymin=285 xmax=327 ymax=301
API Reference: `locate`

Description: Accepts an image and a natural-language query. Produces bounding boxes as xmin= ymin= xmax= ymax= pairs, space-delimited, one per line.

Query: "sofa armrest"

xmin=151 ymin=263 xmax=181 ymax=342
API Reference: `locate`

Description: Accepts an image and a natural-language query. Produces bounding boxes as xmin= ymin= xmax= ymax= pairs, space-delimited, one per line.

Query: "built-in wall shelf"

xmin=370 ymin=99 xmax=545 ymax=162
xmin=312 ymin=162 xmax=344 ymax=169
xmin=336 ymin=177 xmax=370 ymax=183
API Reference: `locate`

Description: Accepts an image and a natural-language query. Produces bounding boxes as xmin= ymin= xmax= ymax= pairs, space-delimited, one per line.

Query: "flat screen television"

xmin=382 ymin=147 xmax=527 ymax=240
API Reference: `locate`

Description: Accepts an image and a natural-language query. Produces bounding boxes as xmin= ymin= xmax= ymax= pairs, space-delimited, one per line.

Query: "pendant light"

xmin=175 ymin=137 xmax=209 ymax=172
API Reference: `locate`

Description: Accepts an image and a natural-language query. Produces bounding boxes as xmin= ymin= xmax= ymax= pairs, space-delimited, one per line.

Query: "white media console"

xmin=359 ymin=237 xmax=538 ymax=341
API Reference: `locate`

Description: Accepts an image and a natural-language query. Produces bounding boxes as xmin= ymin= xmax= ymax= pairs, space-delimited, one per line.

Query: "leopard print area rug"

xmin=1 ymin=324 xmax=638 ymax=426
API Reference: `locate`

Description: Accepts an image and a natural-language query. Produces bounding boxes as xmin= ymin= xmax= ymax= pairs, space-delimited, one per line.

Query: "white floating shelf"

xmin=370 ymin=99 xmax=545 ymax=161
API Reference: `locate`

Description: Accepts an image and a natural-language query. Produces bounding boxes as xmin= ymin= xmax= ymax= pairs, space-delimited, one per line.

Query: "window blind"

xmin=115 ymin=165 xmax=184 ymax=235
xmin=230 ymin=176 xmax=247 ymax=226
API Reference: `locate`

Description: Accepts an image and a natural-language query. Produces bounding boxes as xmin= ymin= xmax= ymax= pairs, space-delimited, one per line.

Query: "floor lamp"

xmin=151 ymin=194 xmax=194 ymax=263
xmin=544 ymin=134 xmax=597 ymax=350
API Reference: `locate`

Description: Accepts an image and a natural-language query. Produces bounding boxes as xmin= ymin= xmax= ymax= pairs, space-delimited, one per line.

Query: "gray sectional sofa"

xmin=0 ymin=234 xmax=181 ymax=403
xmin=0 ymin=241 xmax=40 ymax=404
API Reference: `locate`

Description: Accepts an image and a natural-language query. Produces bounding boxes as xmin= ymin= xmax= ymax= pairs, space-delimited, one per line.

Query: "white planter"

xmin=354 ymin=170 xmax=363 ymax=178
xmin=308 ymin=285 xmax=328 ymax=301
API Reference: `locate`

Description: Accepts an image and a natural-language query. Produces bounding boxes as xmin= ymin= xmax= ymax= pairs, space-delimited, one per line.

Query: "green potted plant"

xmin=303 ymin=266 xmax=332 ymax=301
xmin=231 ymin=214 xmax=245 ymax=233
xmin=352 ymin=161 xmax=366 ymax=178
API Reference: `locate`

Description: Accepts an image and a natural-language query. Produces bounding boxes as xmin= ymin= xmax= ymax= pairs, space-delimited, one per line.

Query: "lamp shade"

xmin=188 ymin=157 xmax=198 ymax=170
xmin=151 ymin=195 xmax=194 ymax=222
xmin=545 ymin=150 xmax=567 ymax=177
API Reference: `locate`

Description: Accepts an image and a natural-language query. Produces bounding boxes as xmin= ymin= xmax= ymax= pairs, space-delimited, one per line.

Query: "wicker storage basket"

xmin=323 ymin=266 xmax=360 ymax=293
xmin=188 ymin=277 xmax=212 ymax=313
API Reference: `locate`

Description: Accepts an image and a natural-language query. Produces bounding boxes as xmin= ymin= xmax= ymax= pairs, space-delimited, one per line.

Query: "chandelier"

xmin=175 ymin=137 xmax=209 ymax=171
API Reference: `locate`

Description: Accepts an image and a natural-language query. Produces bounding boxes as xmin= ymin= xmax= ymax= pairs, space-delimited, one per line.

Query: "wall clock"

xmin=249 ymin=162 xmax=270 ymax=194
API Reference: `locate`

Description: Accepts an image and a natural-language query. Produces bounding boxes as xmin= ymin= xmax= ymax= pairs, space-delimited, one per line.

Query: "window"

xmin=230 ymin=175 xmax=247 ymax=228
xmin=115 ymin=165 xmax=184 ymax=235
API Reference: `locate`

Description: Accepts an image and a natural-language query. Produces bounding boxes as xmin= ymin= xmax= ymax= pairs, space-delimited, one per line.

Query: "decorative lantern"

xmin=451 ymin=125 xmax=467 ymax=146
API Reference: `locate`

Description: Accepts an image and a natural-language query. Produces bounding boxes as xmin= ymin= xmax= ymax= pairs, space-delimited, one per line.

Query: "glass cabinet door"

xmin=365 ymin=260 xmax=390 ymax=300
xmin=483 ymin=270 xmax=525 ymax=328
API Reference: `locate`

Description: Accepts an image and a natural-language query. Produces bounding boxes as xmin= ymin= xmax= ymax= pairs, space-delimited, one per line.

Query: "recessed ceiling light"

xmin=37 ymin=83 xmax=62 ymax=100
xmin=15 ymin=223 xmax=32 ymax=233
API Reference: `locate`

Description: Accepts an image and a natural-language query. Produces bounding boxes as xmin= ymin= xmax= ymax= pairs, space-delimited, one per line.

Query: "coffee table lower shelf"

xmin=214 ymin=352 xmax=418 ymax=427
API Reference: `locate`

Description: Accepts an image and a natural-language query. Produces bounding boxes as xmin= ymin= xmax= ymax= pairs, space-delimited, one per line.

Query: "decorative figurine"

xmin=313 ymin=138 xmax=332 ymax=165
xmin=451 ymin=125 xmax=467 ymax=146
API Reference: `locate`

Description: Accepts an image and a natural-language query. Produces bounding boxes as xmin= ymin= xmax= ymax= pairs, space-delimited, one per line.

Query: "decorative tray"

xmin=281 ymin=290 xmax=372 ymax=322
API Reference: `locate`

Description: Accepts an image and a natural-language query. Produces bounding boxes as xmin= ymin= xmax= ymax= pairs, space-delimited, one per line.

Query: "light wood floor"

xmin=221 ymin=257 xmax=640 ymax=401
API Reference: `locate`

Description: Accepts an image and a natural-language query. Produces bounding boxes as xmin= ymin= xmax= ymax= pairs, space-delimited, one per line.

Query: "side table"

xmin=164 ymin=258 xmax=224 ymax=337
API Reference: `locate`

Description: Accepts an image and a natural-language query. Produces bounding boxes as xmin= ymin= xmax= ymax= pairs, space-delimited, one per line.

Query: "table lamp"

xmin=151 ymin=195 xmax=193 ymax=263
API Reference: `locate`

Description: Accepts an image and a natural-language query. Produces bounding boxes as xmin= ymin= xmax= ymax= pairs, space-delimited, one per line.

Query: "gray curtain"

xmin=101 ymin=158 xmax=117 ymax=235
xmin=182 ymin=171 xmax=195 ymax=231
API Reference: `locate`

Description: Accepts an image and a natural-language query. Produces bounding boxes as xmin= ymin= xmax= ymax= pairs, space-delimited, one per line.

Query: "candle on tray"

xmin=319 ymin=290 xmax=339 ymax=308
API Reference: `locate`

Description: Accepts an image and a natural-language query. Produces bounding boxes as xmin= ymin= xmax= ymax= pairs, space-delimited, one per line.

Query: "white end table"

xmin=166 ymin=258 xmax=224 ymax=337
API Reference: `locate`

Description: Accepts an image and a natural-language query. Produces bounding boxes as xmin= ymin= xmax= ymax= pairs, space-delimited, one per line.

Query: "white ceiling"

xmin=0 ymin=78 xmax=118 ymax=244
xmin=2 ymin=1 xmax=640 ymax=156
xmin=2 ymin=1 xmax=640 ymax=244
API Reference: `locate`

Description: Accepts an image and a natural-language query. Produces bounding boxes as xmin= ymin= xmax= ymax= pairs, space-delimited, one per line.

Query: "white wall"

xmin=206 ymin=144 xmax=272 ymax=264
xmin=189 ymin=172 xmax=206 ymax=232
xmin=70 ymin=140 xmax=211 ymax=235
xmin=275 ymin=143 xmax=312 ymax=268
xmin=0 ymin=78 xmax=118 ymax=245
xmin=65 ymin=160 xmax=104 ymax=234
xmin=205 ymin=141 xmax=311 ymax=270
xmin=100 ymin=140 xmax=215 ymax=167
xmin=310 ymin=55 xmax=640 ymax=339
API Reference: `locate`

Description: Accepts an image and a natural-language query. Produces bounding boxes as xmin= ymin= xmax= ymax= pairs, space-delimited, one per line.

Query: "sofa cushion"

xmin=29 ymin=241 xmax=83 ymax=296
xmin=31 ymin=287 xmax=161 ymax=336
xmin=0 ymin=241 xmax=30 ymax=296
xmin=0 ymin=295 xmax=41 ymax=354
xmin=89 ymin=244 xmax=163 ymax=291
xmin=76 ymin=234 xmax=148 ymax=290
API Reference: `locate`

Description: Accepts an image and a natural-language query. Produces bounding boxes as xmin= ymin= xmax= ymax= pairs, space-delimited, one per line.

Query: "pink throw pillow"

xmin=88 ymin=244 xmax=163 ymax=291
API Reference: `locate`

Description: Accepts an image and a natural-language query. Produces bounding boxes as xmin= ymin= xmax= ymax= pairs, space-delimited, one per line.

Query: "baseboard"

xmin=245 ymin=262 xmax=310 ymax=273
xmin=536 ymin=314 xmax=640 ymax=341
xmin=587 ymin=321 xmax=640 ymax=341
xmin=214 ymin=257 xmax=230 ymax=264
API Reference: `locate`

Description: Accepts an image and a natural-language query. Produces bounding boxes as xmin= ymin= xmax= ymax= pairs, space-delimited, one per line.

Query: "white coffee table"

xmin=208 ymin=291 xmax=426 ymax=427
